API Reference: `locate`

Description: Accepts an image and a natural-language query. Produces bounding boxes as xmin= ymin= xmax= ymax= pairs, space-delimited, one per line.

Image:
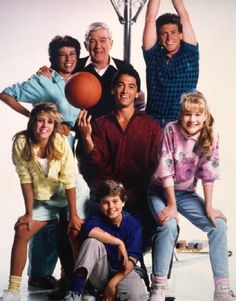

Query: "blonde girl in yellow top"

xmin=0 ymin=102 xmax=86 ymax=301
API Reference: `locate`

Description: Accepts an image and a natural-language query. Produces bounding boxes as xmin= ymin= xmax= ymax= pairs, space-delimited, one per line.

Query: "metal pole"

xmin=123 ymin=0 xmax=132 ymax=63
xmin=110 ymin=0 xmax=148 ymax=63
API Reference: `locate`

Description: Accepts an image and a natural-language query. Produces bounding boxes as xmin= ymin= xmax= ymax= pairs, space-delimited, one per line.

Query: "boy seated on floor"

xmin=64 ymin=179 xmax=148 ymax=301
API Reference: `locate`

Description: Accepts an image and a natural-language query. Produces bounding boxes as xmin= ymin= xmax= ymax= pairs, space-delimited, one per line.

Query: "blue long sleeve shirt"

xmin=4 ymin=70 xmax=80 ymax=127
xmin=83 ymin=211 xmax=143 ymax=270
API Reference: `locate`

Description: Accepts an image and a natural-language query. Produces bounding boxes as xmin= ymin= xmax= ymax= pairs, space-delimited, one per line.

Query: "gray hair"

xmin=85 ymin=22 xmax=113 ymax=44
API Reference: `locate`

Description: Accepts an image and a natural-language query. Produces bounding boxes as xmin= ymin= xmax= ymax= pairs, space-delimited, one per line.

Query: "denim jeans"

xmin=28 ymin=222 xmax=58 ymax=278
xmin=28 ymin=172 xmax=90 ymax=278
xmin=148 ymin=186 xmax=229 ymax=278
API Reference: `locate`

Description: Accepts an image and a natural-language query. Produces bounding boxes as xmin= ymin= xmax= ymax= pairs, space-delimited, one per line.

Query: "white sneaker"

xmin=214 ymin=282 xmax=236 ymax=301
xmin=64 ymin=291 xmax=82 ymax=301
xmin=0 ymin=291 xmax=20 ymax=301
xmin=149 ymin=279 xmax=167 ymax=301
xmin=82 ymin=293 xmax=96 ymax=301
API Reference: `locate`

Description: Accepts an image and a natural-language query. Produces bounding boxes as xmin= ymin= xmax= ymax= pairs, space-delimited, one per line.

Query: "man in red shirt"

xmin=77 ymin=67 xmax=161 ymax=250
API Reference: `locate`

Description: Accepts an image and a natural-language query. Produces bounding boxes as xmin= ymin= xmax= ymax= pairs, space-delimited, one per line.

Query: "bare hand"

xmin=77 ymin=110 xmax=92 ymax=139
xmin=36 ymin=65 xmax=52 ymax=78
xmin=206 ymin=207 xmax=227 ymax=227
xmin=68 ymin=215 xmax=84 ymax=233
xmin=15 ymin=213 xmax=33 ymax=231
xmin=123 ymin=258 xmax=133 ymax=273
xmin=58 ymin=124 xmax=71 ymax=136
xmin=158 ymin=205 xmax=179 ymax=225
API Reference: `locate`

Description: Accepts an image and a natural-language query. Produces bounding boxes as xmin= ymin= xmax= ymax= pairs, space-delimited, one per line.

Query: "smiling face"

xmin=99 ymin=194 xmax=125 ymax=225
xmin=85 ymin=28 xmax=113 ymax=68
xmin=180 ymin=110 xmax=207 ymax=136
xmin=113 ymin=74 xmax=139 ymax=109
xmin=158 ymin=23 xmax=183 ymax=57
xmin=56 ymin=46 xmax=77 ymax=78
xmin=33 ymin=112 xmax=55 ymax=143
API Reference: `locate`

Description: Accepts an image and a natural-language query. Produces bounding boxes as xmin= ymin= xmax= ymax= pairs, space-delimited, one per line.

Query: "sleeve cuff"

xmin=162 ymin=176 xmax=174 ymax=188
xmin=202 ymin=180 xmax=214 ymax=186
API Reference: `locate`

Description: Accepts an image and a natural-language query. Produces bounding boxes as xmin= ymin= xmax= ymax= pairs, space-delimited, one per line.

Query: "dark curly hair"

xmin=111 ymin=67 xmax=141 ymax=93
xmin=48 ymin=35 xmax=81 ymax=70
xmin=156 ymin=13 xmax=182 ymax=35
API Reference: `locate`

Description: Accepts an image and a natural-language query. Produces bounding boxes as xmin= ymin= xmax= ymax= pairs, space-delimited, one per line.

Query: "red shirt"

xmin=85 ymin=110 xmax=161 ymax=209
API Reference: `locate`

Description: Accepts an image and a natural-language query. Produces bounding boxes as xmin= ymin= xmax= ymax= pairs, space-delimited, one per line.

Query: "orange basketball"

xmin=65 ymin=72 xmax=102 ymax=109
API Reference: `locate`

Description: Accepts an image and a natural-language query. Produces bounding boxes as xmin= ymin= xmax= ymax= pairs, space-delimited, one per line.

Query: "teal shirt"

xmin=4 ymin=70 xmax=80 ymax=128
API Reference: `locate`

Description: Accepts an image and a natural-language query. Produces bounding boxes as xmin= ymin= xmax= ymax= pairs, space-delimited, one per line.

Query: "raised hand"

xmin=77 ymin=109 xmax=92 ymax=139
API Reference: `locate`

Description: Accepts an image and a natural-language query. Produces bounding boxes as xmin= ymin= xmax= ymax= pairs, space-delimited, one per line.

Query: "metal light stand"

xmin=110 ymin=0 xmax=148 ymax=63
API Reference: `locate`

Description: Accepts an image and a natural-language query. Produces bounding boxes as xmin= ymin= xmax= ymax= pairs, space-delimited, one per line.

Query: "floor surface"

xmin=1 ymin=249 xmax=235 ymax=301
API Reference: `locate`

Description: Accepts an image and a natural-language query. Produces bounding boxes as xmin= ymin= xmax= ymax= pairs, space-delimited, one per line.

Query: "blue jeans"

xmin=28 ymin=222 xmax=58 ymax=278
xmin=28 ymin=173 xmax=90 ymax=278
xmin=148 ymin=186 xmax=229 ymax=278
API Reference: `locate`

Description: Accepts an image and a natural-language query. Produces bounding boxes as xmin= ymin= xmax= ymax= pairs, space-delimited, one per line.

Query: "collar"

xmin=99 ymin=210 xmax=127 ymax=228
xmin=158 ymin=41 xmax=183 ymax=60
xmin=85 ymin=56 xmax=117 ymax=75
xmin=109 ymin=108 xmax=143 ymax=120
xmin=177 ymin=122 xmax=201 ymax=142
xmin=51 ymin=70 xmax=65 ymax=82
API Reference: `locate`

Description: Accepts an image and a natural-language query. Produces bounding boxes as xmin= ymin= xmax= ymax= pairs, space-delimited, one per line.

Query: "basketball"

xmin=65 ymin=72 xmax=102 ymax=109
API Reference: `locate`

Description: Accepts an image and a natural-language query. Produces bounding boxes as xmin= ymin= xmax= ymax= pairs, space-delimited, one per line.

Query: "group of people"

xmin=0 ymin=1 xmax=235 ymax=301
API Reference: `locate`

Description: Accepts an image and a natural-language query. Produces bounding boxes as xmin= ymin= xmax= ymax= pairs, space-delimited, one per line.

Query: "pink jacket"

xmin=152 ymin=122 xmax=219 ymax=191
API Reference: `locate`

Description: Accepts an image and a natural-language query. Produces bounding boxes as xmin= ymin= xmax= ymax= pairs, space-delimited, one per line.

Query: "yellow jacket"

xmin=12 ymin=133 xmax=76 ymax=201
